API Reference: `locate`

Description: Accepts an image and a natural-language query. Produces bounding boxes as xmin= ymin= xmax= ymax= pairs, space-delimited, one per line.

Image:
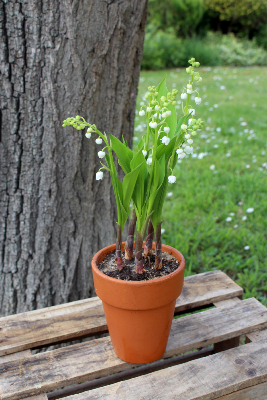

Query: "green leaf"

xmin=109 ymin=134 xmax=133 ymax=174
xmin=151 ymin=174 xmax=168 ymax=229
xmin=156 ymin=77 xmax=168 ymax=100
xmin=116 ymin=176 xmax=128 ymax=228
xmin=167 ymin=102 xmax=177 ymax=139
xmin=131 ymin=150 xmax=147 ymax=214
xmin=122 ymin=162 xmax=144 ymax=215
xmin=148 ymin=154 xmax=166 ymax=213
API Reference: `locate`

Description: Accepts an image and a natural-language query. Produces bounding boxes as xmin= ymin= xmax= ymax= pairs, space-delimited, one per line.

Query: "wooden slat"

xmin=0 ymin=297 xmax=266 ymax=400
xmin=63 ymin=339 xmax=267 ymax=400
xmin=0 ymin=350 xmax=31 ymax=364
xmin=0 ymin=270 xmax=243 ymax=357
xmin=213 ymin=297 xmax=241 ymax=352
xmin=247 ymin=328 xmax=267 ymax=342
xmin=0 ymin=350 xmax=48 ymax=400
xmin=214 ymin=297 xmax=267 ymax=344
xmin=47 ymin=348 xmax=214 ymax=399
xmin=215 ymin=381 xmax=267 ymax=399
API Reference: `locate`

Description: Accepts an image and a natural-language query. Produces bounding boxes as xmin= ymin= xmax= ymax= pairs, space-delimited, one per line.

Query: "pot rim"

xmin=91 ymin=241 xmax=185 ymax=287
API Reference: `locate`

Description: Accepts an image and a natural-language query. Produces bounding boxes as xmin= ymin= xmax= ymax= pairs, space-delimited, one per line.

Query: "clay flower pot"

xmin=91 ymin=242 xmax=185 ymax=364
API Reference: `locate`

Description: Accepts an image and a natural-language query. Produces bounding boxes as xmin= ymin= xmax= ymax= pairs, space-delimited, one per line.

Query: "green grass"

xmin=134 ymin=66 xmax=267 ymax=306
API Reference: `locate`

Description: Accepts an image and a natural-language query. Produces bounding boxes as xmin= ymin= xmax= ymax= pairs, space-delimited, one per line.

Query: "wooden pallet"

xmin=0 ymin=270 xmax=267 ymax=400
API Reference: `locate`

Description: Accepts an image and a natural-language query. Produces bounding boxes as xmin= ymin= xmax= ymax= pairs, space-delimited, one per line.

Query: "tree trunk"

xmin=0 ymin=0 xmax=148 ymax=316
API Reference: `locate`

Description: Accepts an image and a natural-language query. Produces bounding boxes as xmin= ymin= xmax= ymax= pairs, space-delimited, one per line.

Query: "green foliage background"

xmin=143 ymin=0 xmax=267 ymax=69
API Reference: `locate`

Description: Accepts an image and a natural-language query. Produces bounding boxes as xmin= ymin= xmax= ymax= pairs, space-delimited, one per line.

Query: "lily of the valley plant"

xmin=63 ymin=58 xmax=203 ymax=274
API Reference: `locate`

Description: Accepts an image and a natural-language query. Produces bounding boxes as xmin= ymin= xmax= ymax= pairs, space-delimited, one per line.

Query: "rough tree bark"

xmin=0 ymin=0 xmax=148 ymax=316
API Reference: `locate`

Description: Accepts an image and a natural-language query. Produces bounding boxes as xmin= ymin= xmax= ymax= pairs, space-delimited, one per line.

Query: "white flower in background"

xmin=139 ymin=110 xmax=145 ymax=116
xmin=96 ymin=171 xmax=103 ymax=180
xmin=167 ymin=192 xmax=173 ymax=197
xmin=187 ymin=84 xmax=192 ymax=90
xmin=184 ymin=146 xmax=193 ymax=154
xmin=187 ymin=88 xmax=193 ymax=94
xmin=216 ymin=127 xmax=221 ymax=132
xmin=162 ymin=112 xmax=167 ymax=118
xmin=176 ymin=149 xmax=183 ymax=154
xmin=189 ymin=108 xmax=195 ymax=115
xmin=225 ymin=217 xmax=232 ymax=222
xmin=181 ymin=124 xmax=187 ymax=131
xmin=244 ymin=245 xmax=250 ymax=250
xmin=85 ymin=131 xmax=91 ymax=139
xmin=195 ymin=97 xmax=202 ymax=105
xmin=161 ymin=136 xmax=170 ymax=146
xmin=187 ymin=139 xmax=193 ymax=145
xmin=98 ymin=151 xmax=106 ymax=159
xmin=246 ymin=165 xmax=250 ymax=169
xmin=234 ymin=225 xmax=238 ymax=228
xmin=149 ymin=121 xmax=157 ymax=129
xmin=198 ymin=77 xmax=202 ymax=82
xmin=168 ymin=175 xmax=176 ymax=184
xmin=161 ymin=228 xmax=165 ymax=234
xmin=165 ymin=110 xmax=172 ymax=117
xmin=95 ymin=137 xmax=103 ymax=144
xmin=242 ymin=216 xmax=247 ymax=221
xmin=209 ymin=165 xmax=215 ymax=170
xmin=147 ymin=157 xmax=152 ymax=165
xmin=241 ymin=121 xmax=247 ymax=126
xmin=164 ymin=127 xmax=170 ymax=134
xmin=147 ymin=107 xmax=153 ymax=112
xmin=155 ymin=105 xmax=160 ymax=111
xmin=185 ymin=134 xmax=191 ymax=139
xmin=182 ymin=143 xmax=186 ymax=148
xmin=181 ymin=92 xmax=187 ymax=100
xmin=220 ymin=85 xmax=226 ymax=90
xmin=229 ymin=213 xmax=235 ymax=216
xmin=142 ymin=150 xmax=147 ymax=157
xmin=188 ymin=118 xmax=192 ymax=125
xmin=178 ymin=152 xmax=186 ymax=159
xmin=246 ymin=208 xmax=254 ymax=213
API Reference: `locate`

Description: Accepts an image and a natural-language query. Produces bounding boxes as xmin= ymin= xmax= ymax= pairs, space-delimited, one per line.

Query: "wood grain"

xmin=0 ymin=270 xmax=243 ymax=357
xmin=63 ymin=339 xmax=267 ymax=400
xmin=214 ymin=297 xmax=267 ymax=344
xmin=215 ymin=381 xmax=267 ymax=399
xmin=0 ymin=297 xmax=265 ymax=400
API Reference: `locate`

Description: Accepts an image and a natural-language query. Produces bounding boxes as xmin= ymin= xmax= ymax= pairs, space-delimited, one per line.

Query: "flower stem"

xmin=155 ymin=222 xmax=162 ymax=270
xmin=125 ymin=209 xmax=137 ymax=260
xmin=116 ymin=224 xmax=124 ymax=271
xmin=144 ymin=220 xmax=154 ymax=258
xmin=135 ymin=230 xmax=144 ymax=274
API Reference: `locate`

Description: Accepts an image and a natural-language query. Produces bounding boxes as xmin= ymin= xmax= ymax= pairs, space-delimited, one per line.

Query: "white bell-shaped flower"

xmin=168 ymin=175 xmax=176 ymax=184
xmin=96 ymin=171 xmax=103 ymax=180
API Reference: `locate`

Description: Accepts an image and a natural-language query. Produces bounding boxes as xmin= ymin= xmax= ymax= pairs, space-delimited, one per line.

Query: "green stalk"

xmin=125 ymin=208 xmax=137 ymax=260
xmin=155 ymin=222 xmax=162 ymax=269
xmin=144 ymin=220 xmax=154 ymax=258
xmin=116 ymin=224 xmax=124 ymax=270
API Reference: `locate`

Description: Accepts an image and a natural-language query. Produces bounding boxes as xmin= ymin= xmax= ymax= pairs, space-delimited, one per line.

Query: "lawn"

xmin=134 ymin=66 xmax=267 ymax=306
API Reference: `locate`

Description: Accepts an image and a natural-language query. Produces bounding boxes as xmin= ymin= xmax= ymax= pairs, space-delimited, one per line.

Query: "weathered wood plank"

xmin=63 ymin=339 xmax=267 ymax=400
xmin=0 ymin=298 xmax=265 ymax=400
xmin=247 ymin=328 xmax=267 ymax=342
xmin=47 ymin=348 xmax=214 ymax=399
xmin=0 ymin=350 xmax=48 ymax=400
xmin=214 ymin=297 xmax=267 ymax=344
xmin=0 ymin=350 xmax=31 ymax=364
xmin=213 ymin=297 xmax=241 ymax=352
xmin=215 ymin=381 xmax=267 ymax=399
xmin=0 ymin=270 xmax=243 ymax=357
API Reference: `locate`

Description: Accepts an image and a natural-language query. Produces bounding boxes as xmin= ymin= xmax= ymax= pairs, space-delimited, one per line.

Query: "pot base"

xmin=103 ymin=299 xmax=176 ymax=364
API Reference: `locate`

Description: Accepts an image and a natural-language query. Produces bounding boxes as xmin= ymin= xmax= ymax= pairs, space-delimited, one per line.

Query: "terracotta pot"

xmin=91 ymin=242 xmax=185 ymax=364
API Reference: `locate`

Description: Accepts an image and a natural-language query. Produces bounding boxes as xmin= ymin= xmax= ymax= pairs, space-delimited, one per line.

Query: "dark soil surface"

xmin=97 ymin=250 xmax=179 ymax=281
